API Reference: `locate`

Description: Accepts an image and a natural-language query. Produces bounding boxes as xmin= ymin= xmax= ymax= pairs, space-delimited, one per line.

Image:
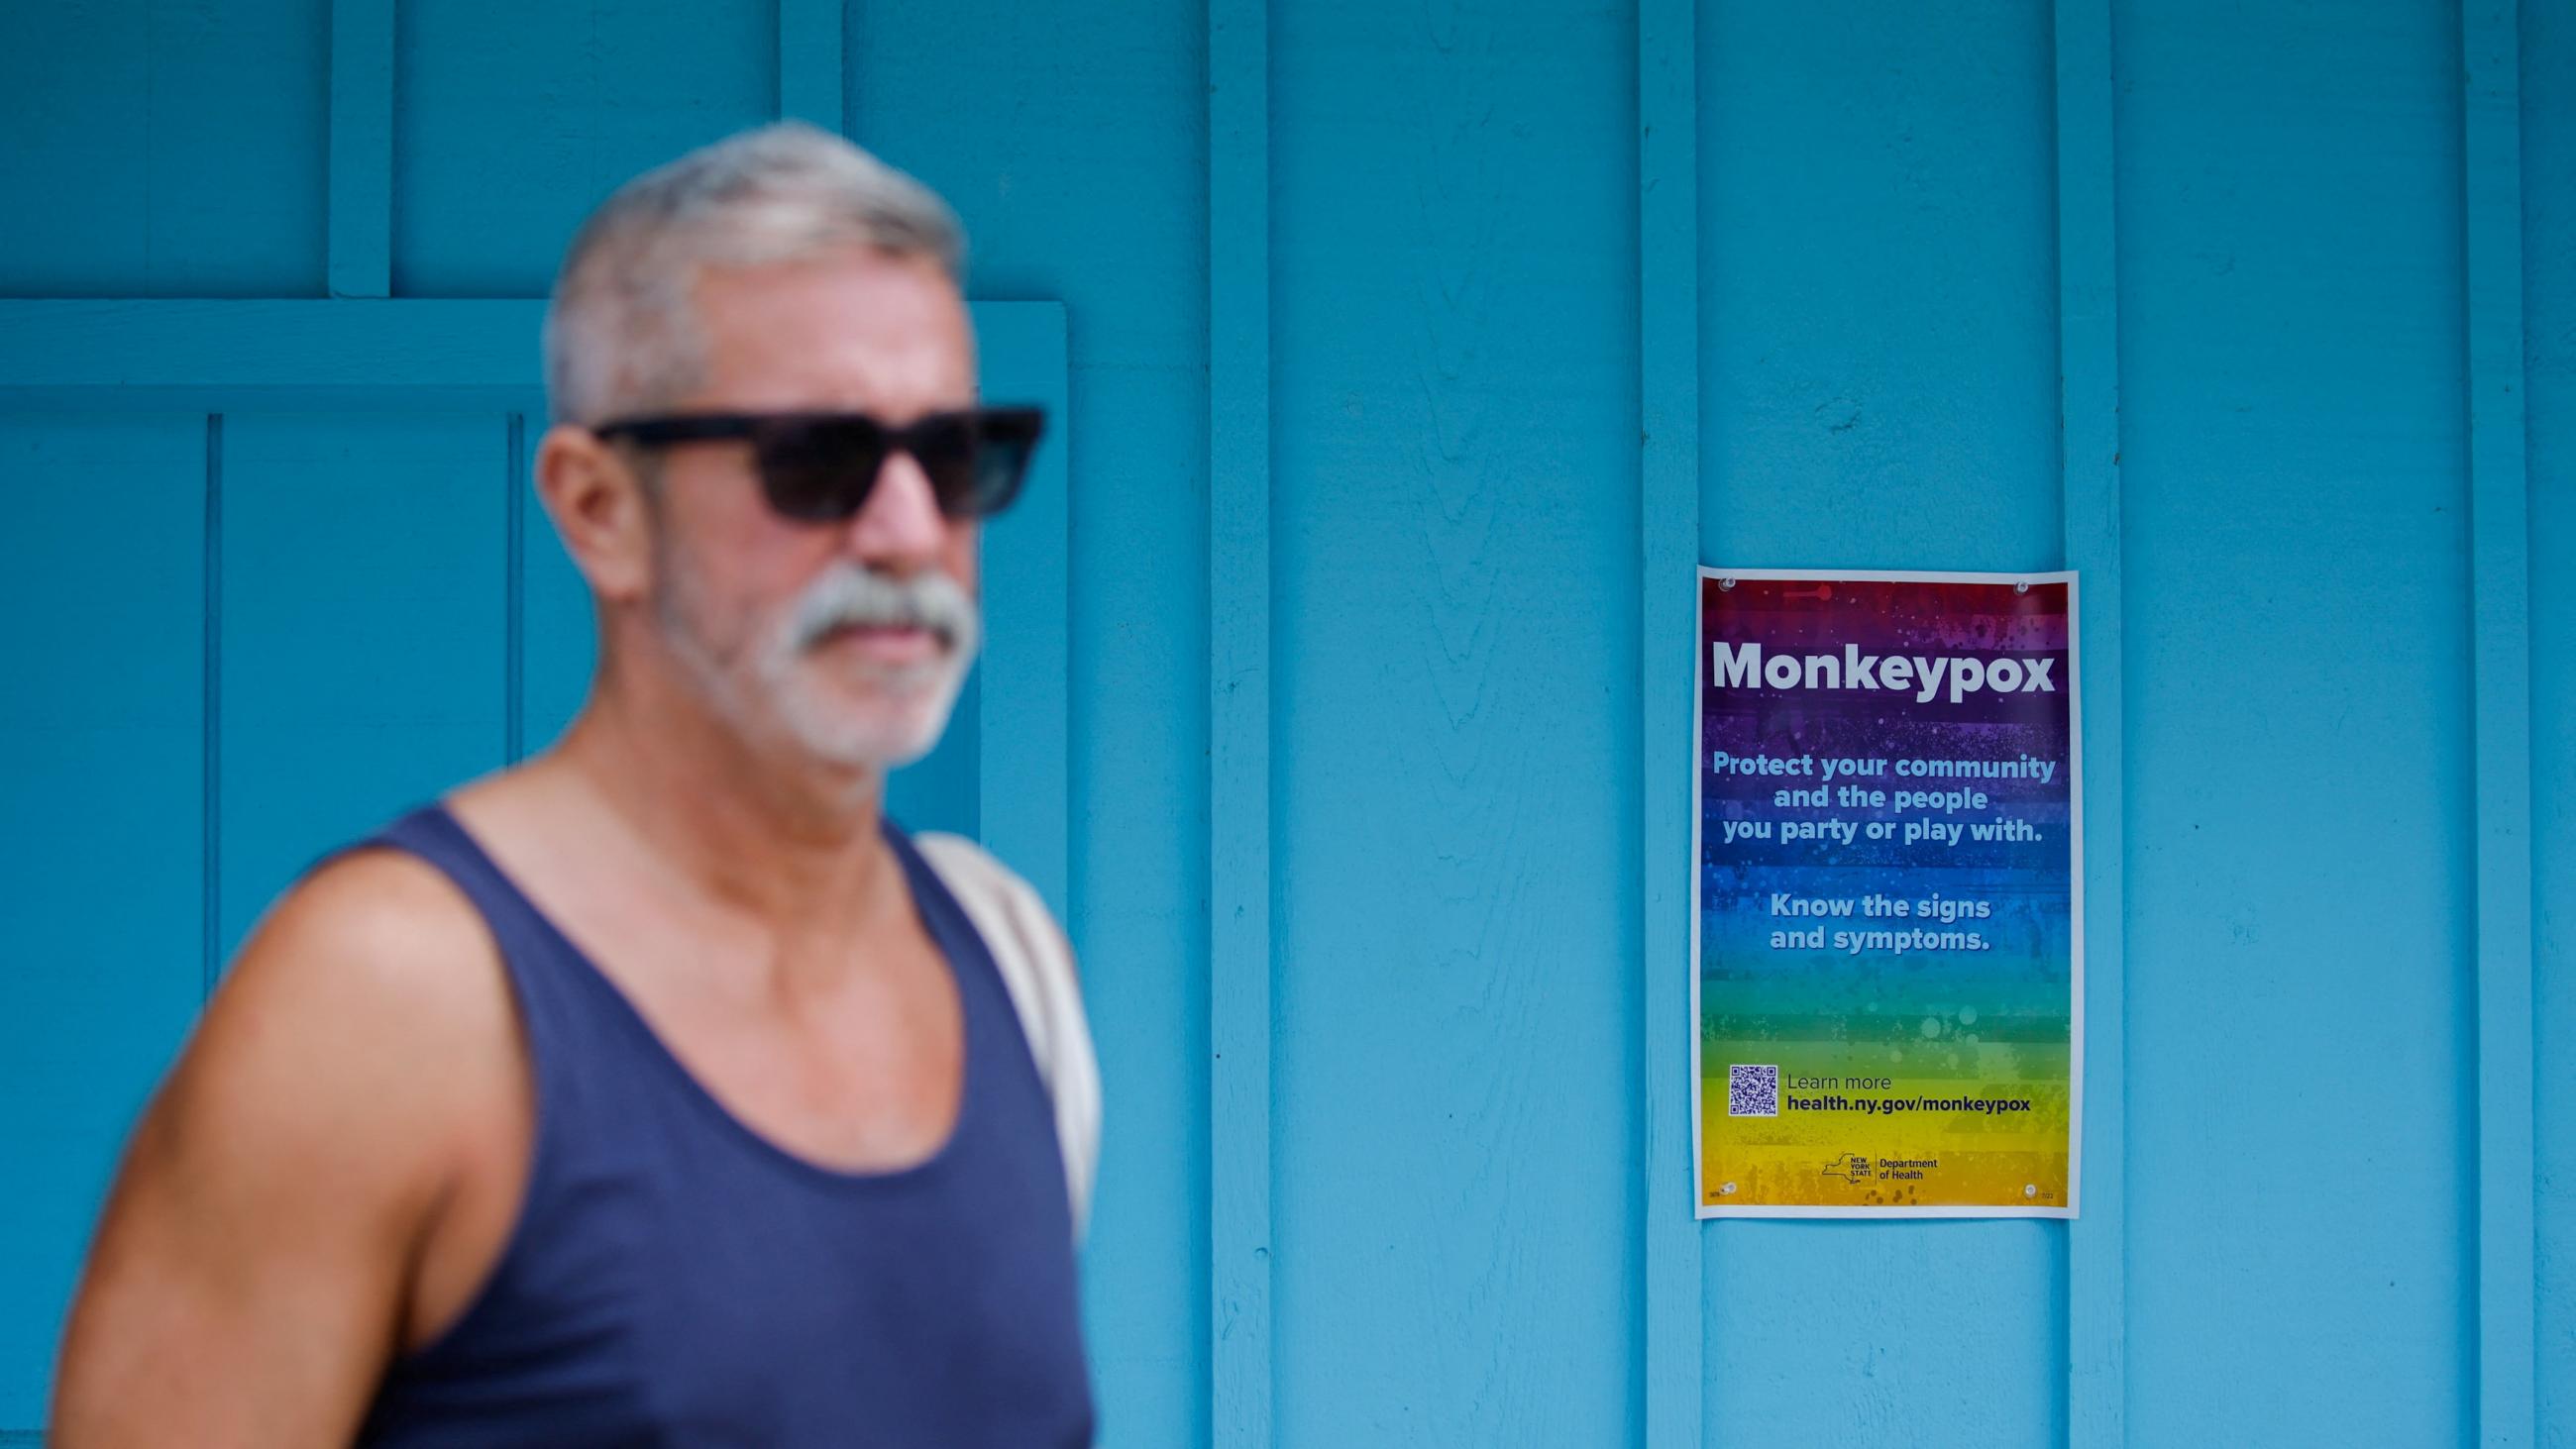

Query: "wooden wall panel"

xmin=215 ymin=411 xmax=510 ymax=959
xmin=1268 ymin=0 xmax=1643 ymax=1442
xmin=2523 ymin=2 xmax=2575 ymax=1443
xmin=0 ymin=415 xmax=207 ymax=1426
xmin=391 ymin=0 xmax=774 ymax=295
xmin=1697 ymin=0 xmax=2063 ymax=569
xmin=0 ymin=0 xmax=326 ymax=297
xmin=2464 ymin=2 xmax=2535 ymax=1443
xmin=2116 ymin=2 xmax=2478 ymax=1442
xmin=1694 ymin=3 xmax=2067 ymax=1443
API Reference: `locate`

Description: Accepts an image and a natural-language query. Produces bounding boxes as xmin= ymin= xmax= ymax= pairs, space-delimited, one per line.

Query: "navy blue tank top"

xmin=353 ymin=806 xmax=1094 ymax=1448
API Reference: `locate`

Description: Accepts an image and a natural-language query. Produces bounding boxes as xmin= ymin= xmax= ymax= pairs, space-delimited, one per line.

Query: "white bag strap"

xmin=913 ymin=833 xmax=1099 ymax=1238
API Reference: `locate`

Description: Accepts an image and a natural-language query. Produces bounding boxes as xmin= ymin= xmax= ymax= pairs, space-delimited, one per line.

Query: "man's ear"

xmin=535 ymin=425 xmax=654 ymax=602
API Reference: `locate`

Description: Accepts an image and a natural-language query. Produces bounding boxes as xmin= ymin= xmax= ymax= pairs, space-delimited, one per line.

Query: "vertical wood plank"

xmin=2119 ymin=5 xmax=2475 ymax=1438
xmin=0 ymin=413 xmax=207 ymax=1429
xmin=328 ymin=0 xmax=394 ymax=298
xmin=1638 ymin=0 xmax=1703 ymax=1439
xmin=2055 ymin=0 xmax=2126 ymax=1443
xmin=218 ymin=412 xmax=509 ymax=964
xmin=1698 ymin=3 xmax=2063 ymax=1438
xmin=778 ymin=0 xmax=846 ymax=132
xmin=1209 ymin=0 xmax=1273 ymax=1435
xmin=1270 ymin=2 xmax=1637 ymax=1433
xmin=0 ymin=1 xmax=328 ymax=295
xmin=393 ymin=3 xmax=773 ymax=295
xmin=2522 ymin=11 xmax=2575 ymax=1442
xmin=2464 ymin=2 xmax=2536 ymax=1444
xmin=975 ymin=303 xmax=1073 ymax=918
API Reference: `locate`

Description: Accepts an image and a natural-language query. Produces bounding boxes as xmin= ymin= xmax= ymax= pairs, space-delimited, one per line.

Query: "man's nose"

xmin=844 ymin=448 xmax=950 ymax=571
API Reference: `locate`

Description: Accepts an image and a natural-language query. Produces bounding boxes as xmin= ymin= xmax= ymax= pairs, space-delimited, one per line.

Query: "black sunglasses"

xmin=590 ymin=406 xmax=1045 ymax=523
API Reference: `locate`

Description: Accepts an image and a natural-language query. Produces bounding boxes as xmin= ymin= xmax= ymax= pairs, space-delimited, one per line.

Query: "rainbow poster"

xmin=1694 ymin=569 xmax=2081 ymax=1218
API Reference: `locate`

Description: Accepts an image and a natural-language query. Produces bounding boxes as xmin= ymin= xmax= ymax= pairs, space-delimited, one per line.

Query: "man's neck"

xmin=550 ymin=657 xmax=904 ymax=943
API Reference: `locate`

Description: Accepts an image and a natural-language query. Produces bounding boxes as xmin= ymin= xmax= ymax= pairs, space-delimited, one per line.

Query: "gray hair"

xmin=543 ymin=122 xmax=965 ymax=425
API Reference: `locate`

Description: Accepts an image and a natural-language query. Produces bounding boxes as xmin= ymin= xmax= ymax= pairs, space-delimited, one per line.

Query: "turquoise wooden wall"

xmin=1 ymin=1 xmax=2567 ymax=1446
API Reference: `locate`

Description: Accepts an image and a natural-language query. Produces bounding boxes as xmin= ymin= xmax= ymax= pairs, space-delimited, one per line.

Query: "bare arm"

xmin=51 ymin=853 xmax=507 ymax=1448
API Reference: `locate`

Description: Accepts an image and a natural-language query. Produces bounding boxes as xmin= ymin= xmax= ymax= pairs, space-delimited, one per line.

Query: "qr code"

xmin=1728 ymin=1064 xmax=1779 ymax=1117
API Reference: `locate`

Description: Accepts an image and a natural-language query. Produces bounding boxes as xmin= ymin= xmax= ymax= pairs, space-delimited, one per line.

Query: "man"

xmin=51 ymin=124 xmax=1097 ymax=1447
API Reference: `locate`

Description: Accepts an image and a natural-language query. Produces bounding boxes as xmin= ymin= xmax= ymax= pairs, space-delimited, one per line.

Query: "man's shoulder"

xmin=240 ymin=844 xmax=501 ymax=1012
xmin=174 ymin=842 xmax=519 ymax=1173
xmin=52 ymin=836 xmax=527 ymax=1427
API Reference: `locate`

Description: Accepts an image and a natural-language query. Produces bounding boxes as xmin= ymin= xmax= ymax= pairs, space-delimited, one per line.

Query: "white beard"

xmin=658 ymin=558 xmax=981 ymax=772
xmin=763 ymin=631 xmax=974 ymax=769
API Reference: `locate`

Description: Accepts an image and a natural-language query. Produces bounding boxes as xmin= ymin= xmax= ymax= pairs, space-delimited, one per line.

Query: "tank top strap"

xmin=351 ymin=804 xmax=608 ymax=1115
xmin=881 ymin=826 xmax=981 ymax=968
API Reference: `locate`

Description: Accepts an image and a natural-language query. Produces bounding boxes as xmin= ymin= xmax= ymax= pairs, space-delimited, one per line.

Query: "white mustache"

xmin=784 ymin=564 xmax=980 ymax=658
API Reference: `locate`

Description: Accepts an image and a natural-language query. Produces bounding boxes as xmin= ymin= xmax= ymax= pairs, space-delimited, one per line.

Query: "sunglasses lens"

xmin=914 ymin=410 xmax=1041 ymax=519
xmin=754 ymin=418 xmax=888 ymax=522
xmin=742 ymin=410 xmax=1043 ymax=524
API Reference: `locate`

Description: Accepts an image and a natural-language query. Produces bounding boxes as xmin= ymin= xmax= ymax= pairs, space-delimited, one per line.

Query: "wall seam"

xmin=2054 ymin=0 xmax=2126 ymax=1442
xmin=1638 ymin=0 xmax=1703 ymax=1438
xmin=1208 ymin=0 xmax=1274 ymax=1438
xmin=2463 ymin=2 xmax=2536 ymax=1445
xmin=504 ymin=411 xmax=525 ymax=765
xmin=202 ymin=413 xmax=224 ymax=997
